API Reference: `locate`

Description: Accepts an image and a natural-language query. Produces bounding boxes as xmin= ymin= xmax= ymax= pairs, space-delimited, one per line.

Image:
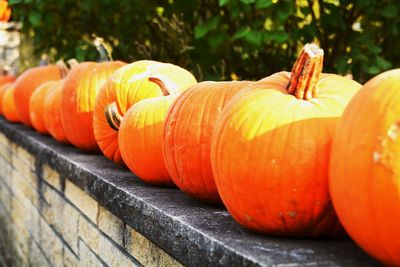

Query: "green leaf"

xmin=381 ymin=5 xmax=397 ymax=18
xmin=256 ymin=0 xmax=273 ymax=9
xmin=219 ymin=0 xmax=229 ymax=6
xmin=244 ymin=30 xmax=263 ymax=46
xmin=233 ymin=27 xmax=250 ymax=40
xmin=194 ymin=17 xmax=220 ymax=39
xmin=28 ymin=11 xmax=42 ymax=27
xmin=241 ymin=0 xmax=256 ymax=4
xmin=367 ymin=65 xmax=380 ymax=75
xmin=376 ymin=56 xmax=392 ymax=70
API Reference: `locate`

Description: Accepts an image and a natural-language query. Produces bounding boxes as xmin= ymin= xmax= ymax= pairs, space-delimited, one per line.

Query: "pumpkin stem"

xmin=67 ymin=58 xmax=80 ymax=69
xmin=56 ymin=60 xmax=69 ymax=78
xmin=105 ymin=102 xmax=122 ymax=131
xmin=148 ymin=74 xmax=180 ymax=96
xmin=93 ymin=34 xmax=113 ymax=62
xmin=287 ymin=43 xmax=324 ymax=100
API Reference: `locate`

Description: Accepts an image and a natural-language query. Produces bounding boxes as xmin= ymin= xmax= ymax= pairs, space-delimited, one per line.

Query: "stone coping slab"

xmin=0 ymin=117 xmax=378 ymax=267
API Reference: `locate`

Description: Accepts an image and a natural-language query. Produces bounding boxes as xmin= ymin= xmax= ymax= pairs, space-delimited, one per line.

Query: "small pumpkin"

xmin=3 ymin=85 xmax=20 ymax=122
xmin=329 ymin=69 xmax=400 ymax=266
xmin=30 ymin=80 xmax=61 ymax=134
xmin=210 ymin=44 xmax=362 ymax=236
xmin=93 ymin=61 xmax=197 ymax=164
xmin=163 ymin=81 xmax=252 ymax=204
xmin=13 ymin=65 xmax=66 ymax=126
xmin=0 ymin=82 xmax=13 ymax=115
xmin=43 ymin=80 xmax=68 ymax=143
xmin=61 ymin=61 xmax=125 ymax=152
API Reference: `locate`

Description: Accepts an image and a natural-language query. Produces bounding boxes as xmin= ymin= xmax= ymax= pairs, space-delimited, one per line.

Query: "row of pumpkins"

xmin=0 ymin=44 xmax=398 ymax=266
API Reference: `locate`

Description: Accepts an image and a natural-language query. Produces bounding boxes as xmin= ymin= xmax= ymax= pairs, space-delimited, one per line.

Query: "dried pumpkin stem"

xmin=56 ymin=60 xmax=69 ymax=79
xmin=148 ymin=74 xmax=180 ymax=96
xmin=287 ymin=43 xmax=324 ymax=100
xmin=105 ymin=102 xmax=122 ymax=131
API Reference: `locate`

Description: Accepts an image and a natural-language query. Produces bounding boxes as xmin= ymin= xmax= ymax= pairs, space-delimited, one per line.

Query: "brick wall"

xmin=0 ymin=132 xmax=182 ymax=267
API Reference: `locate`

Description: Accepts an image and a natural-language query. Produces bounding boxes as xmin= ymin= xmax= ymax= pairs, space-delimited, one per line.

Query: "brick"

xmin=41 ymin=182 xmax=64 ymax=227
xmin=0 ymin=133 xmax=8 ymax=145
xmin=0 ymin=180 xmax=13 ymax=213
xmin=79 ymin=214 xmax=100 ymax=254
xmin=65 ymin=180 xmax=98 ymax=223
xmin=62 ymin=203 xmax=80 ymax=254
xmin=63 ymin=246 xmax=79 ymax=267
xmin=125 ymin=225 xmax=182 ymax=267
xmin=14 ymin=145 xmax=35 ymax=166
xmin=11 ymin=168 xmax=40 ymax=207
xmin=98 ymin=233 xmax=139 ymax=267
xmin=79 ymin=239 xmax=106 ymax=267
xmin=0 ymin=157 xmax=12 ymax=182
xmin=29 ymin=239 xmax=52 ymax=267
xmin=11 ymin=154 xmax=37 ymax=190
xmin=98 ymin=206 xmax=124 ymax=247
xmin=42 ymin=164 xmax=62 ymax=191
xmin=39 ymin=216 xmax=64 ymax=267
xmin=0 ymin=144 xmax=11 ymax=163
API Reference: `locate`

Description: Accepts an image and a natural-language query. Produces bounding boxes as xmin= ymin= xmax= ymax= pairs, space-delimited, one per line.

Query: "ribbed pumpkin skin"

xmin=163 ymin=81 xmax=252 ymax=204
xmin=3 ymin=85 xmax=20 ymax=122
xmin=330 ymin=69 xmax=400 ymax=265
xmin=30 ymin=81 xmax=60 ymax=134
xmin=61 ymin=61 xmax=125 ymax=152
xmin=44 ymin=81 xmax=68 ymax=143
xmin=13 ymin=65 xmax=63 ymax=126
xmin=93 ymin=60 xmax=197 ymax=164
xmin=119 ymin=96 xmax=176 ymax=185
xmin=0 ymin=82 xmax=13 ymax=115
xmin=210 ymin=71 xmax=361 ymax=237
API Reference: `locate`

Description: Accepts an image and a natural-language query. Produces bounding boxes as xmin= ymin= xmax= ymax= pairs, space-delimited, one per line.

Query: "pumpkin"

xmin=119 ymin=94 xmax=176 ymax=185
xmin=43 ymin=80 xmax=68 ymax=142
xmin=0 ymin=82 xmax=13 ymax=115
xmin=3 ymin=85 xmax=20 ymax=122
xmin=163 ymin=81 xmax=252 ymax=204
xmin=13 ymin=65 xmax=66 ymax=126
xmin=93 ymin=60 xmax=197 ymax=164
xmin=61 ymin=61 xmax=125 ymax=152
xmin=30 ymin=80 xmax=60 ymax=134
xmin=210 ymin=43 xmax=362 ymax=236
xmin=0 ymin=75 xmax=16 ymax=86
xmin=329 ymin=69 xmax=400 ymax=265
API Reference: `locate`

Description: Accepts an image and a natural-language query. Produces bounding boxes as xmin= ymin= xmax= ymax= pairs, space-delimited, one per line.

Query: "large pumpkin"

xmin=163 ymin=81 xmax=252 ymax=204
xmin=210 ymin=44 xmax=362 ymax=236
xmin=3 ymin=85 xmax=20 ymax=122
xmin=119 ymin=95 xmax=176 ymax=185
xmin=61 ymin=61 xmax=125 ymax=152
xmin=30 ymin=80 xmax=61 ymax=134
xmin=13 ymin=65 xmax=65 ymax=126
xmin=0 ymin=82 xmax=13 ymax=115
xmin=93 ymin=60 xmax=197 ymax=164
xmin=43 ymin=80 xmax=68 ymax=143
xmin=329 ymin=69 xmax=400 ymax=265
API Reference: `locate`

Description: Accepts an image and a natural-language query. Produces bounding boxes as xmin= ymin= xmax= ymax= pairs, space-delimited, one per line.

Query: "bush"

xmin=9 ymin=0 xmax=400 ymax=82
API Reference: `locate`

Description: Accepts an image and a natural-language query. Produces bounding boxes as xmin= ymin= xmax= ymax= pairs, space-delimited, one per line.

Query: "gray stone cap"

xmin=0 ymin=117 xmax=379 ymax=267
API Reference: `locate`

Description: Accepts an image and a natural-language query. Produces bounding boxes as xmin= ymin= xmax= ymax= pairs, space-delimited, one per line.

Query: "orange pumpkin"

xmin=119 ymin=95 xmax=176 ymax=185
xmin=0 ymin=75 xmax=16 ymax=86
xmin=210 ymin=44 xmax=362 ymax=236
xmin=61 ymin=61 xmax=125 ymax=152
xmin=3 ymin=85 xmax=20 ymax=122
xmin=30 ymin=80 xmax=60 ymax=134
xmin=163 ymin=81 xmax=252 ymax=204
xmin=13 ymin=65 xmax=65 ymax=126
xmin=93 ymin=60 xmax=197 ymax=164
xmin=0 ymin=82 xmax=13 ymax=115
xmin=44 ymin=80 xmax=68 ymax=143
xmin=330 ymin=69 xmax=400 ymax=265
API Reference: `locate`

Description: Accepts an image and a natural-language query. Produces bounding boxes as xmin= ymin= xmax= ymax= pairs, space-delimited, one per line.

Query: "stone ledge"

xmin=0 ymin=117 xmax=378 ymax=267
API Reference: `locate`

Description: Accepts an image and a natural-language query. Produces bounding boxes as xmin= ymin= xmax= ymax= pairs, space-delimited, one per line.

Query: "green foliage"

xmin=9 ymin=0 xmax=400 ymax=82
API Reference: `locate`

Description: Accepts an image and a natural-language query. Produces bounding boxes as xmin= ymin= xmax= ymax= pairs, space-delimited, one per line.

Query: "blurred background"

xmin=5 ymin=0 xmax=400 ymax=83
